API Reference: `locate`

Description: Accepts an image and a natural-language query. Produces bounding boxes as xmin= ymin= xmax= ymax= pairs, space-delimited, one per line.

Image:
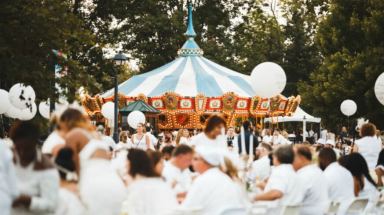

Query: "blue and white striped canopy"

xmin=102 ymin=2 xmax=255 ymax=98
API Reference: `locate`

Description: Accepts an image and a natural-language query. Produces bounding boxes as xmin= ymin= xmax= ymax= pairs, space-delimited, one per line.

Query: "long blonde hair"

xmin=175 ymin=129 xmax=188 ymax=145
xmin=221 ymin=157 xmax=239 ymax=179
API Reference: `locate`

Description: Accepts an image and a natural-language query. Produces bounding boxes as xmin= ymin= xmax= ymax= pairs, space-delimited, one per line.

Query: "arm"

xmin=254 ymin=190 xmax=283 ymax=201
xmin=145 ymin=135 xmax=151 ymax=149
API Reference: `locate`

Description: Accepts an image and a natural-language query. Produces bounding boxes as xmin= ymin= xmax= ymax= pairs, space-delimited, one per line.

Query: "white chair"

xmin=219 ymin=207 xmax=247 ymax=215
xmin=326 ymin=202 xmax=340 ymax=215
xmin=346 ymin=198 xmax=369 ymax=215
xmin=280 ymin=205 xmax=301 ymax=215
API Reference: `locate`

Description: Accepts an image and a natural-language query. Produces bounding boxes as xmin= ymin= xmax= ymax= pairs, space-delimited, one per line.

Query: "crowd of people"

xmin=1 ymin=108 xmax=384 ymax=215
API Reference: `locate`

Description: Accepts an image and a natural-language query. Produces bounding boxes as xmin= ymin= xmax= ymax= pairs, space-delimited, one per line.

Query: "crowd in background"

xmin=1 ymin=108 xmax=384 ymax=215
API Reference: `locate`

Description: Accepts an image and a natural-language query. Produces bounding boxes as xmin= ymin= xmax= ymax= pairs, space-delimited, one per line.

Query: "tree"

xmin=298 ymin=0 xmax=384 ymax=129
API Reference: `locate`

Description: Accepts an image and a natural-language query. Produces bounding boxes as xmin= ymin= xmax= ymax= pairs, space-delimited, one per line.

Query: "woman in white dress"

xmin=121 ymin=149 xmax=178 ymax=215
xmin=54 ymin=147 xmax=85 ymax=215
xmin=61 ymin=108 xmax=126 ymax=215
xmin=131 ymin=123 xmax=151 ymax=150
xmin=353 ymin=123 xmax=382 ymax=176
xmin=176 ymin=129 xmax=191 ymax=146
xmin=10 ymin=121 xmax=60 ymax=215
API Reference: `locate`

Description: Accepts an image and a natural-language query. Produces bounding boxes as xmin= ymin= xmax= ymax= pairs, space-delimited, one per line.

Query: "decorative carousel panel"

xmin=234 ymin=98 xmax=250 ymax=113
xmin=206 ymin=98 xmax=222 ymax=111
xmin=174 ymin=113 xmax=192 ymax=128
xmin=162 ymin=92 xmax=179 ymax=111
xmin=250 ymin=97 xmax=261 ymax=115
xmin=269 ymin=96 xmax=281 ymax=112
xmin=288 ymin=96 xmax=301 ymax=114
xmin=158 ymin=113 xmax=173 ymax=129
xmin=257 ymin=98 xmax=270 ymax=113
xmin=195 ymin=94 xmax=207 ymax=113
xmin=179 ymin=98 xmax=194 ymax=111
xmin=222 ymin=92 xmax=237 ymax=113
xmin=150 ymin=98 xmax=165 ymax=110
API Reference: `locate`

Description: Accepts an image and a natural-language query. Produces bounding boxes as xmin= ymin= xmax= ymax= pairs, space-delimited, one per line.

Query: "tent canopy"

xmin=265 ymin=107 xmax=321 ymax=123
xmin=120 ymin=100 xmax=160 ymax=115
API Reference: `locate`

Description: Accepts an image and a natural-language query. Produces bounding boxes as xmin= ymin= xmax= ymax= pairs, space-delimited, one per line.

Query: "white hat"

xmin=326 ymin=139 xmax=336 ymax=146
xmin=195 ymin=146 xmax=223 ymax=167
xmin=317 ymin=138 xmax=326 ymax=145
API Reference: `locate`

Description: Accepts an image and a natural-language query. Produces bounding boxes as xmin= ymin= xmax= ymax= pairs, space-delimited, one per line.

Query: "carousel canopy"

xmin=264 ymin=107 xmax=321 ymax=123
xmin=102 ymin=2 xmax=255 ymax=98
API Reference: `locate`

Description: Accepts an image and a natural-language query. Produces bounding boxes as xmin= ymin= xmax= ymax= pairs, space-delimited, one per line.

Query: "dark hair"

xmin=127 ymin=148 xmax=158 ymax=178
xmin=161 ymin=145 xmax=175 ymax=155
xmin=339 ymin=153 xmax=376 ymax=188
xmin=273 ymin=145 xmax=294 ymax=164
xmin=377 ymin=149 xmax=384 ymax=167
xmin=10 ymin=121 xmax=40 ymax=145
xmin=204 ymin=115 xmax=226 ymax=133
xmin=259 ymin=142 xmax=273 ymax=152
xmin=242 ymin=121 xmax=251 ymax=131
xmin=360 ymin=123 xmax=376 ymax=137
xmin=172 ymin=144 xmax=193 ymax=157
xmin=55 ymin=147 xmax=76 ymax=180
xmin=318 ymin=148 xmax=336 ymax=170
xmin=59 ymin=108 xmax=87 ymax=131
xmin=295 ymin=145 xmax=312 ymax=161
xmin=147 ymin=150 xmax=163 ymax=167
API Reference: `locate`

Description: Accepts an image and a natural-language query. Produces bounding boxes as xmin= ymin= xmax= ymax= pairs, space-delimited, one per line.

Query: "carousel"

xmin=82 ymin=1 xmax=301 ymax=130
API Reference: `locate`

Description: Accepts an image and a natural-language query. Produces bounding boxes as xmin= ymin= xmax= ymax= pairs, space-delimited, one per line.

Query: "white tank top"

xmin=132 ymin=134 xmax=148 ymax=150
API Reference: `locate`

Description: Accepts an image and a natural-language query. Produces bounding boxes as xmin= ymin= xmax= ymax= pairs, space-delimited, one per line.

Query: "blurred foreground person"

xmin=61 ymin=108 xmax=126 ymax=215
xmin=339 ymin=153 xmax=379 ymax=211
xmin=248 ymin=143 xmax=272 ymax=181
xmin=121 ymin=149 xmax=177 ymax=215
xmin=0 ymin=139 xmax=18 ymax=215
xmin=162 ymin=145 xmax=194 ymax=195
xmin=54 ymin=147 xmax=85 ymax=215
xmin=11 ymin=121 xmax=60 ymax=215
xmin=375 ymin=149 xmax=384 ymax=186
xmin=318 ymin=148 xmax=354 ymax=215
xmin=254 ymin=145 xmax=303 ymax=214
xmin=42 ymin=117 xmax=65 ymax=156
xmin=293 ymin=145 xmax=328 ymax=215
xmin=181 ymin=146 xmax=246 ymax=214
xmin=190 ymin=115 xmax=227 ymax=148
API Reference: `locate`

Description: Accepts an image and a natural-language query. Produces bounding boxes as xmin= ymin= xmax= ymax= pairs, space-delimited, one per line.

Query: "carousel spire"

xmin=178 ymin=0 xmax=203 ymax=57
xmin=185 ymin=0 xmax=197 ymax=38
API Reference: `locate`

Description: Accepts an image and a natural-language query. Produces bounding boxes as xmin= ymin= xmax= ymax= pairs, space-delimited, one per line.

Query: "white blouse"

xmin=356 ymin=136 xmax=382 ymax=169
xmin=55 ymin=188 xmax=85 ymax=215
xmin=13 ymin=163 xmax=60 ymax=215
xmin=131 ymin=134 xmax=148 ymax=150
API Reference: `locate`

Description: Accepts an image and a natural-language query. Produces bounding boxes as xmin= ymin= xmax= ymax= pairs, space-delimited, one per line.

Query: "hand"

xmin=13 ymin=195 xmax=32 ymax=208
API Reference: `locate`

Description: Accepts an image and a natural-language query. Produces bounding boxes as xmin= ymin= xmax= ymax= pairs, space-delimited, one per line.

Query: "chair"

xmin=219 ymin=207 xmax=247 ymax=215
xmin=280 ymin=205 xmax=301 ymax=215
xmin=325 ymin=201 xmax=340 ymax=215
xmin=345 ymin=198 xmax=369 ymax=215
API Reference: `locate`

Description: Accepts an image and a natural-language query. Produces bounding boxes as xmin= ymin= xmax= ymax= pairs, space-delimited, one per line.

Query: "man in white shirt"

xmin=248 ymin=143 xmax=272 ymax=181
xmin=162 ymin=145 xmax=194 ymax=194
xmin=190 ymin=115 xmax=227 ymax=149
xmin=181 ymin=146 xmax=246 ymax=214
xmin=318 ymin=148 xmax=355 ymax=215
xmin=254 ymin=145 xmax=303 ymax=214
xmin=0 ymin=140 xmax=19 ymax=215
xmin=293 ymin=145 xmax=328 ymax=215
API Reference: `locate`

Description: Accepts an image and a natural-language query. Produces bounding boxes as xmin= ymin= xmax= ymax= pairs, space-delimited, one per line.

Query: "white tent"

xmin=264 ymin=107 xmax=321 ymax=123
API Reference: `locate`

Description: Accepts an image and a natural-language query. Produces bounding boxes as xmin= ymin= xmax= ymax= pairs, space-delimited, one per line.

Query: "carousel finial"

xmin=185 ymin=0 xmax=196 ymax=38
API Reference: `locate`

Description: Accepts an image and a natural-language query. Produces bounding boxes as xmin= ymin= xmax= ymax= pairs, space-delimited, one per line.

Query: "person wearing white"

xmin=354 ymin=123 xmax=382 ymax=170
xmin=162 ymin=145 xmax=194 ymax=194
xmin=181 ymin=146 xmax=246 ymax=215
xmin=262 ymin=129 xmax=273 ymax=144
xmin=293 ymin=145 xmax=328 ymax=215
xmin=225 ymin=127 xmax=238 ymax=148
xmin=254 ymin=145 xmax=303 ymax=214
xmin=0 ymin=140 xmax=19 ymax=215
xmin=78 ymin=139 xmax=126 ymax=215
xmin=190 ymin=115 xmax=227 ymax=149
xmin=121 ymin=148 xmax=178 ymax=215
xmin=11 ymin=122 xmax=60 ymax=215
xmin=42 ymin=130 xmax=65 ymax=155
xmin=318 ymin=148 xmax=354 ymax=215
xmin=131 ymin=123 xmax=151 ymax=150
xmin=248 ymin=143 xmax=272 ymax=181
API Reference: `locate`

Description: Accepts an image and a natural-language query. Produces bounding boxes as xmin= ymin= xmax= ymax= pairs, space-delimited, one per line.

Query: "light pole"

xmin=112 ymin=52 xmax=127 ymax=143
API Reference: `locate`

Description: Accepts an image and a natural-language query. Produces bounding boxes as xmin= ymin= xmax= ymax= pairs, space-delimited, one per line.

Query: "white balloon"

xmin=340 ymin=99 xmax=357 ymax=116
xmin=127 ymin=111 xmax=146 ymax=129
xmin=19 ymin=103 xmax=37 ymax=121
xmin=250 ymin=62 xmax=287 ymax=98
xmin=4 ymin=106 xmax=22 ymax=119
xmin=39 ymin=101 xmax=50 ymax=119
xmin=8 ymin=83 xmax=36 ymax=110
xmin=374 ymin=73 xmax=384 ymax=106
xmin=101 ymin=102 xmax=115 ymax=120
xmin=0 ymin=89 xmax=11 ymax=114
